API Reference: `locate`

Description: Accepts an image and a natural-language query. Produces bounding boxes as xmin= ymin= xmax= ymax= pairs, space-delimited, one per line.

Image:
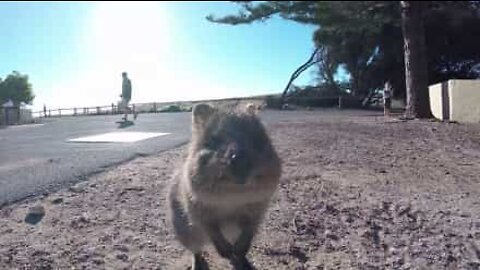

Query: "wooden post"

xmin=96 ymin=106 xmax=100 ymax=115
xmin=48 ymin=110 xmax=51 ymax=118
xmin=59 ymin=109 xmax=62 ymax=117
xmin=74 ymin=108 xmax=77 ymax=115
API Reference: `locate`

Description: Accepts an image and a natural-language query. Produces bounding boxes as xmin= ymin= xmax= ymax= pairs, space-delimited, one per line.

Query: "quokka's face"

xmin=188 ymin=104 xmax=273 ymax=188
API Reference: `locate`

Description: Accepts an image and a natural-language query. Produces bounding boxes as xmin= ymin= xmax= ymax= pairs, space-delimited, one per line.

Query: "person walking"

xmin=119 ymin=72 xmax=137 ymax=121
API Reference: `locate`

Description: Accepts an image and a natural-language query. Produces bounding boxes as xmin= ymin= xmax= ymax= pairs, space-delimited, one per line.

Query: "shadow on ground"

xmin=116 ymin=120 xmax=134 ymax=129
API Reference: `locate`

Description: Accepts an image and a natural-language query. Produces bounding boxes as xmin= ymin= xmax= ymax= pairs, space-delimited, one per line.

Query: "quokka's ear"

xmin=245 ymin=103 xmax=259 ymax=116
xmin=192 ymin=103 xmax=215 ymax=127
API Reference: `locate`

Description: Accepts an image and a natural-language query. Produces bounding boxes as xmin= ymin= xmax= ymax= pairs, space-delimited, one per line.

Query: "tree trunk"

xmin=401 ymin=1 xmax=432 ymax=119
xmin=349 ymin=69 xmax=359 ymax=97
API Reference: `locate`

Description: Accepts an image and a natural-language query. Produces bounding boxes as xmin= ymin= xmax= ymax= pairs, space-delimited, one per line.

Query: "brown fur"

xmin=168 ymin=103 xmax=281 ymax=270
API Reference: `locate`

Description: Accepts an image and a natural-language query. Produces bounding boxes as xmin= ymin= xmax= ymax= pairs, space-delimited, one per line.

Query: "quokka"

xmin=169 ymin=103 xmax=281 ymax=270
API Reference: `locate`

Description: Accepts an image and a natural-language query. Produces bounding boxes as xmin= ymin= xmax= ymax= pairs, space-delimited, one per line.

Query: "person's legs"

xmin=384 ymin=98 xmax=391 ymax=117
xmin=121 ymin=99 xmax=129 ymax=121
xmin=126 ymin=101 xmax=130 ymax=120
xmin=133 ymin=104 xmax=138 ymax=120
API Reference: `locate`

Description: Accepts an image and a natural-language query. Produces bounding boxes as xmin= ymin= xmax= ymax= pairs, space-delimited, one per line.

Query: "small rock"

xmin=71 ymin=213 xmax=91 ymax=227
xmin=325 ymin=230 xmax=339 ymax=241
xmin=0 ymin=208 xmax=12 ymax=218
xmin=115 ymin=245 xmax=129 ymax=253
xmin=79 ymin=212 xmax=90 ymax=223
xmin=92 ymin=258 xmax=104 ymax=265
xmin=125 ymin=185 xmax=145 ymax=192
xmin=77 ymin=253 xmax=91 ymax=263
xmin=116 ymin=253 xmax=128 ymax=262
xmin=51 ymin=197 xmax=64 ymax=205
xmin=345 ymin=215 xmax=355 ymax=223
xmin=467 ymin=262 xmax=480 ymax=268
xmin=68 ymin=186 xmax=84 ymax=193
xmin=25 ymin=205 xmax=45 ymax=225
xmin=2 ymin=228 xmax=13 ymax=234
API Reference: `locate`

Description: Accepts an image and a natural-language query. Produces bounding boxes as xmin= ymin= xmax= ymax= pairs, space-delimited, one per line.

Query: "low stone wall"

xmin=429 ymin=79 xmax=480 ymax=123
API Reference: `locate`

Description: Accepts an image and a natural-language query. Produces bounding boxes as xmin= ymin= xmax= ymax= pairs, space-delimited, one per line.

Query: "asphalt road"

xmin=0 ymin=112 xmax=192 ymax=206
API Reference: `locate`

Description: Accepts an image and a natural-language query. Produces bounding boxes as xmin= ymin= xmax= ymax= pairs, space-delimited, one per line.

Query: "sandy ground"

xmin=1 ymin=109 xmax=480 ymax=270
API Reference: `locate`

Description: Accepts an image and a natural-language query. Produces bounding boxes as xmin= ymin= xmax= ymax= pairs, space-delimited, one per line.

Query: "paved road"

xmin=0 ymin=112 xmax=191 ymax=206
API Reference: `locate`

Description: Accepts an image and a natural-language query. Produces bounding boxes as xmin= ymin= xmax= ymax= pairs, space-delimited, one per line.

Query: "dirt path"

xmin=1 ymin=110 xmax=480 ymax=269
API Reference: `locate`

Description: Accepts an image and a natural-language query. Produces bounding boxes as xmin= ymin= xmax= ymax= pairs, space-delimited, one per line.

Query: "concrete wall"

xmin=429 ymin=79 xmax=480 ymax=123
xmin=429 ymin=83 xmax=444 ymax=120
xmin=448 ymin=80 xmax=480 ymax=123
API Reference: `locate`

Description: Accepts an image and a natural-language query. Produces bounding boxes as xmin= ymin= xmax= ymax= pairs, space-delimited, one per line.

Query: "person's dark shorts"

xmin=384 ymin=98 xmax=391 ymax=109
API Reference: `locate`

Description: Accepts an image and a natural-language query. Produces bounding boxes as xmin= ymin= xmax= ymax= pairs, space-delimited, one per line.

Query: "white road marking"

xmin=67 ymin=132 xmax=169 ymax=143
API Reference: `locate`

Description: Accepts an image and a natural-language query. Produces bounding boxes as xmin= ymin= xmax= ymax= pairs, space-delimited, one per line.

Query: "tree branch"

xmin=281 ymin=48 xmax=321 ymax=103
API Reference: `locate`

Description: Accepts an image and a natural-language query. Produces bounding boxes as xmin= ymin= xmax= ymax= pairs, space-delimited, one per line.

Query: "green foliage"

xmin=0 ymin=71 xmax=35 ymax=106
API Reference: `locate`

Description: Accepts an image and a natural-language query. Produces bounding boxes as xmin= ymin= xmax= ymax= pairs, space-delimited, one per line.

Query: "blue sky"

xmin=0 ymin=1 xmax=319 ymax=111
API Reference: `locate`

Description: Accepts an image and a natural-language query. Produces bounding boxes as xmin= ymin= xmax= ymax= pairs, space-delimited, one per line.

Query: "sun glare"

xmin=41 ymin=2 xmax=243 ymax=110
xmin=60 ymin=2 xmax=174 ymax=107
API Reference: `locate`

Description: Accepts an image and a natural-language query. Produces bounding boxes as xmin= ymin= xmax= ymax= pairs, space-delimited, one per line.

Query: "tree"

xmin=208 ymin=1 xmax=480 ymax=117
xmin=399 ymin=1 xmax=480 ymax=118
xmin=401 ymin=1 xmax=432 ymax=118
xmin=0 ymin=71 xmax=35 ymax=106
xmin=313 ymin=1 xmax=388 ymax=97
xmin=208 ymin=1 xmax=385 ymax=97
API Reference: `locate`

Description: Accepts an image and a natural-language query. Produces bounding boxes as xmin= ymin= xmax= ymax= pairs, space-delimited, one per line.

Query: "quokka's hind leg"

xmin=191 ymin=253 xmax=209 ymax=270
